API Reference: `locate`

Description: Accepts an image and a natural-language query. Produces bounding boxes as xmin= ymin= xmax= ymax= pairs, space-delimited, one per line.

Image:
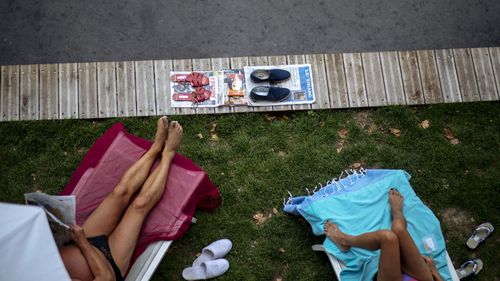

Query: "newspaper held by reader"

xmin=24 ymin=192 xmax=76 ymax=247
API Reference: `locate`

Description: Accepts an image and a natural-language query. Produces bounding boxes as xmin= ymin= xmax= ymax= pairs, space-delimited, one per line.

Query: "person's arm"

xmin=70 ymin=225 xmax=114 ymax=281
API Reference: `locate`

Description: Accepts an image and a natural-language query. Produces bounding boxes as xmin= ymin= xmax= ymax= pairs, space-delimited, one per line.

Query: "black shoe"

xmin=250 ymin=86 xmax=291 ymax=102
xmin=250 ymin=69 xmax=291 ymax=83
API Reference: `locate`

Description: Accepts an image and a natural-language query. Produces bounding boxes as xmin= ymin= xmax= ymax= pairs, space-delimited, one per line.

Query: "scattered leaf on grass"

xmin=210 ymin=123 xmax=217 ymax=133
xmin=250 ymin=240 xmax=258 ymax=248
xmin=209 ymin=123 xmax=218 ymax=141
xmin=272 ymin=208 xmax=278 ymax=214
xmin=253 ymin=212 xmax=268 ymax=226
xmin=319 ymin=121 xmax=325 ymax=128
xmin=338 ymin=128 xmax=349 ymax=139
xmin=196 ymin=133 xmax=204 ymax=139
xmin=420 ymin=120 xmax=430 ymax=129
xmin=274 ymin=276 xmax=283 ymax=281
xmin=444 ymin=128 xmax=454 ymax=140
xmin=266 ymin=115 xmax=277 ymax=122
xmin=63 ymin=151 xmax=68 ymax=156
xmin=389 ymin=128 xmax=401 ymax=137
xmin=450 ymin=138 xmax=460 ymax=145
xmin=351 ymin=162 xmax=362 ymax=169
xmin=277 ymin=151 xmax=286 ymax=157
xmin=278 ymin=248 xmax=286 ymax=253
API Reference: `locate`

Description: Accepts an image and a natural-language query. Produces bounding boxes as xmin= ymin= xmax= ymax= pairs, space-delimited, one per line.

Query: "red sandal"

xmin=170 ymin=72 xmax=209 ymax=87
xmin=172 ymin=87 xmax=212 ymax=103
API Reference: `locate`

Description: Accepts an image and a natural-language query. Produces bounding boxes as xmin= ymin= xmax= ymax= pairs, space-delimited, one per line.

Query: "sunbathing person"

xmin=324 ymin=188 xmax=444 ymax=281
xmin=59 ymin=116 xmax=183 ymax=281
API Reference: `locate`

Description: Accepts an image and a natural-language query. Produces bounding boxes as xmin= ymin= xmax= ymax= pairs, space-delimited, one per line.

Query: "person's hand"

xmin=70 ymin=224 xmax=87 ymax=245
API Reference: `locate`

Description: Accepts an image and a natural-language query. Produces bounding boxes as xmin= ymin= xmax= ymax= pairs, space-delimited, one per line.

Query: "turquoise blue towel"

xmin=285 ymin=169 xmax=452 ymax=281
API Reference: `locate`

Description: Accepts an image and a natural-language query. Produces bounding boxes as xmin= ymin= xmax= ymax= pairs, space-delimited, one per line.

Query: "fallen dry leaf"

xmin=250 ymin=240 xmax=258 ymax=248
xmin=338 ymin=128 xmax=349 ymax=139
xmin=274 ymin=277 xmax=283 ymax=281
xmin=336 ymin=147 xmax=343 ymax=154
xmin=319 ymin=121 xmax=325 ymax=128
xmin=450 ymin=138 xmax=460 ymax=145
xmin=210 ymin=123 xmax=217 ymax=133
xmin=420 ymin=120 xmax=430 ymax=129
xmin=278 ymin=248 xmax=286 ymax=253
xmin=196 ymin=133 xmax=204 ymax=139
xmin=389 ymin=128 xmax=401 ymax=137
xmin=277 ymin=151 xmax=286 ymax=157
xmin=63 ymin=151 xmax=68 ymax=156
xmin=444 ymin=128 xmax=454 ymax=140
xmin=266 ymin=115 xmax=277 ymax=122
xmin=210 ymin=134 xmax=219 ymax=141
xmin=272 ymin=208 xmax=278 ymax=214
xmin=351 ymin=162 xmax=362 ymax=169
xmin=253 ymin=212 xmax=268 ymax=226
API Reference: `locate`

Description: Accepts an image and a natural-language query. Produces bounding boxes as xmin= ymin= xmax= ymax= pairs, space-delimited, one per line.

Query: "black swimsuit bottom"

xmin=87 ymin=235 xmax=125 ymax=281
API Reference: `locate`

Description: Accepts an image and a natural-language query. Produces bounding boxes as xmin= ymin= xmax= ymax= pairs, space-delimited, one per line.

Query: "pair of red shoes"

xmin=170 ymin=72 xmax=212 ymax=103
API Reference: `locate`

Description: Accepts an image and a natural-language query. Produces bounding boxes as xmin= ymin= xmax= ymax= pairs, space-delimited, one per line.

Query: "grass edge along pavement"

xmin=0 ymin=102 xmax=498 ymax=281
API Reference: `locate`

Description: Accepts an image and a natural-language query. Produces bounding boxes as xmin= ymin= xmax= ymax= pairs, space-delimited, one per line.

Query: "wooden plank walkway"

xmin=1 ymin=47 xmax=499 ymax=122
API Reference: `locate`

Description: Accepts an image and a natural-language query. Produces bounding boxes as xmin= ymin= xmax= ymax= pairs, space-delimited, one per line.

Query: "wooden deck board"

xmin=452 ymin=48 xmax=481 ymax=102
xmin=116 ymin=61 xmax=137 ymax=117
xmin=135 ymin=60 xmax=156 ymax=117
xmin=380 ymin=51 xmax=406 ymax=105
xmin=399 ymin=51 xmax=425 ymax=105
xmin=59 ymin=63 xmax=78 ymax=119
xmin=97 ymin=62 xmax=117 ymax=118
xmin=1 ymin=65 xmax=20 ymax=121
xmin=324 ymin=53 xmax=349 ymax=108
xmin=78 ymin=63 xmax=98 ymax=119
xmin=435 ymin=49 xmax=462 ymax=103
xmin=343 ymin=53 xmax=368 ymax=108
xmin=362 ymin=52 xmax=387 ymax=106
xmin=1 ymin=46 xmax=499 ymax=122
xmin=489 ymin=47 xmax=500 ymax=98
xmin=39 ymin=64 xmax=58 ymax=120
xmin=20 ymin=64 xmax=39 ymax=120
xmin=154 ymin=60 xmax=173 ymax=116
xmin=417 ymin=50 xmax=443 ymax=104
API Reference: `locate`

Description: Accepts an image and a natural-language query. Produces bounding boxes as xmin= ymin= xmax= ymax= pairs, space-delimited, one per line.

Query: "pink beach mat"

xmin=60 ymin=122 xmax=221 ymax=264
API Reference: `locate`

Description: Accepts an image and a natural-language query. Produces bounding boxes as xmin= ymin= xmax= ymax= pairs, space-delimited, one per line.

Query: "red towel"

xmin=60 ymin=122 xmax=221 ymax=264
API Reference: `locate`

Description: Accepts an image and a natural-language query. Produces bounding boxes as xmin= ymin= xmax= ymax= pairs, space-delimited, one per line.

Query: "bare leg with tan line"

xmin=83 ymin=116 xmax=169 ymax=237
xmin=108 ymin=120 xmax=183 ymax=276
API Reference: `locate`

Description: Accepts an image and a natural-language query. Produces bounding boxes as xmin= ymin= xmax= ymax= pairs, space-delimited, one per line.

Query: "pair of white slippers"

xmin=182 ymin=239 xmax=232 ymax=280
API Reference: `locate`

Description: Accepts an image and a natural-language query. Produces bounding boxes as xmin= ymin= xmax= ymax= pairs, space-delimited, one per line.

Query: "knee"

xmin=111 ymin=184 xmax=133 ymax=202
xmin=131 ymin=195 xmax=151 ymax=214
xmin=378 ymin=230 xmax=399 ymax=244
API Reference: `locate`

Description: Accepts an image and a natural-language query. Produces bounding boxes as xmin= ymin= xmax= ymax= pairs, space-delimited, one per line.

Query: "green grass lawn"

xmin=0 ymin=102 xmax=499 ymax=280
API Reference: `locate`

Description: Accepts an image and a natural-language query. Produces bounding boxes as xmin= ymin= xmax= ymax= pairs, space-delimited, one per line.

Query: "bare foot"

xmin=163 ymin=121 xmax=183 ymax=156
xmin=152 ymin=116 xmax=168 ymax=152
xmin=389 ymin=188 xmax=406 ymax=228
xmin=324 ymin=221 xmax=351 ymax=252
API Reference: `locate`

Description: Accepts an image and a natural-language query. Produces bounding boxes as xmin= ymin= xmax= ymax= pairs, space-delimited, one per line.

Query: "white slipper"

xmin=182 ymin=259 xmax=229 ymax=280
xmin=193 ymin=239 xmax=232 ymax=267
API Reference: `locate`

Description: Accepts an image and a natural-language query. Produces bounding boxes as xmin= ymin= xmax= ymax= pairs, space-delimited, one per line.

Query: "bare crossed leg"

xmin=82 ymin=117 xmax=169 ymax=237
xmin=324 ymin=188 xmax=435 ymax=281
xmin=108 ymin=121 xmax=183 ymax=276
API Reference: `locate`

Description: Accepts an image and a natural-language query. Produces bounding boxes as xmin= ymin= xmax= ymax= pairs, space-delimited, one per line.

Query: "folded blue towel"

xmin=284 ymin=169 xmax=452 ymax=281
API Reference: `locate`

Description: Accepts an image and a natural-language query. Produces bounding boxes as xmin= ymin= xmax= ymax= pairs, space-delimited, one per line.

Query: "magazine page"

xmin=243 ymin=64 xmax=315 ymax=107
xmin=222 ymin=69 xmax=249 ymax=106
xmin=169 ymin=71 xmax=224 ymax=108
xmin=24 ymin=192 xmax=76 ymax=247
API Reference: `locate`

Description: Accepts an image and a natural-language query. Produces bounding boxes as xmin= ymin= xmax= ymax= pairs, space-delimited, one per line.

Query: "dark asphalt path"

xmin=1 ymin=0 xmax=499 ymax=65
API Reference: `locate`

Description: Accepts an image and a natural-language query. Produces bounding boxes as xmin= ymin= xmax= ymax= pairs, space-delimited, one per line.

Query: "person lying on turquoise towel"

xmin=324 ymin=188 xmax=444 ymax=281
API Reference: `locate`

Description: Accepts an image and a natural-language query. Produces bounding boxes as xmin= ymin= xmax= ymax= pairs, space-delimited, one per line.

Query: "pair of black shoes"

xmin=249 ymin=69 xmax=291 ymax=102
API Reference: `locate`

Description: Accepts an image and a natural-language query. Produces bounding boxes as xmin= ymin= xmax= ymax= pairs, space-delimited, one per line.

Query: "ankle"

xmin=162 ymin=150 xmax=175 ymax=159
